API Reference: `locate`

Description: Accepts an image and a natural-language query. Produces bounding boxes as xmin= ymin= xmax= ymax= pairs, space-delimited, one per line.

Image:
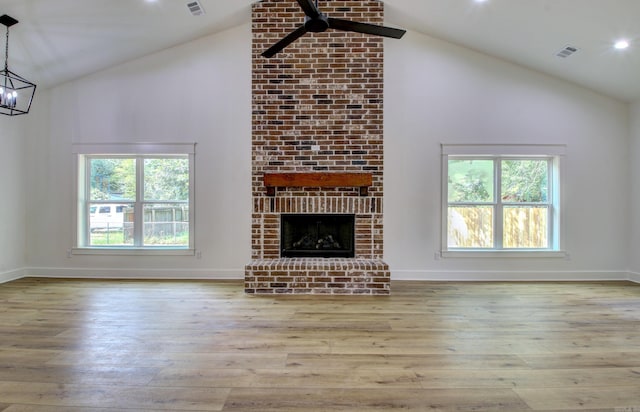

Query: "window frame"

xmin=441 ymin=144 xmax=566 ymax=258
xmin=72 ymin=143 xmax=196 ymax=256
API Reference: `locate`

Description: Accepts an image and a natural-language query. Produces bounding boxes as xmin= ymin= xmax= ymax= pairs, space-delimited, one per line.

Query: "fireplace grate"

xmin=281 ymin=214 xmax=355 ymax=258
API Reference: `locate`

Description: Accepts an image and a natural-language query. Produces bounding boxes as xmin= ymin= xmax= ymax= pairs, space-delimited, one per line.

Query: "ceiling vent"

xmin=555 ymin=45 xmax=579 ymax=58
xmin=187 ymin=1 xmax=205 ymax=16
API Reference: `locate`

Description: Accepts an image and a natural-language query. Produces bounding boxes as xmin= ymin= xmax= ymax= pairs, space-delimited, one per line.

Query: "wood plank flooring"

xmin=0 ymin=278 xmax=639 ymax=411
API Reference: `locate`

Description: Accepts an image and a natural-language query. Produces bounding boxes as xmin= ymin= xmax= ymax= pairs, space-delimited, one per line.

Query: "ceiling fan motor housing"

xmin=304 ymin=13 xmax=329 ymax=32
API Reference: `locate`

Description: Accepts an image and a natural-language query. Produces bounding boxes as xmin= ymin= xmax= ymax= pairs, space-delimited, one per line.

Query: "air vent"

xmin=187 ymin=1 xmax=205 ymax=16
xmin=555 ymin=45 xmax=579 ymax=58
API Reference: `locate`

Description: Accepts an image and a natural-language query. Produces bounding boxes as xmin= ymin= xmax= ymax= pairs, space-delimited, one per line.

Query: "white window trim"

xmin=440 ymin=143 xmax=567 ymax=258
xmin=72 ymin=142 xmax=196 ymax=256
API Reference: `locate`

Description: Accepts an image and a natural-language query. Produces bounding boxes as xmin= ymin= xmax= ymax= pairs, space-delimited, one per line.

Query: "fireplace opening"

xmin=281 ymin=214 xmax=355 ymax=258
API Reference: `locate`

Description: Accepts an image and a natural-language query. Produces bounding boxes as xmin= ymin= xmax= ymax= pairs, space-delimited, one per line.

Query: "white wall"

xmin=384 ymin=31 xmax=631 ymax=280
xmin=26 ymin=24 xmax=252 ymax=279
xmin=18 ymin=23 xmax=634 ymax=281
xmin=630 ymin=101 xmax=640 ymax=281
xmin=0 ymin=114 xmax=28 ymax=282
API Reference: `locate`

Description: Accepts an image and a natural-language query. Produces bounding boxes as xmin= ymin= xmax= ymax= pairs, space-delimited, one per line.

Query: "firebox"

xmin=281 ymin=214 xmax=355 ymax=258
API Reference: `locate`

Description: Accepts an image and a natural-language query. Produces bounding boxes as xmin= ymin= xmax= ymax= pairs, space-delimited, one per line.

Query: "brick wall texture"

xmin=248 ymin=0 xmax=389 ymax=294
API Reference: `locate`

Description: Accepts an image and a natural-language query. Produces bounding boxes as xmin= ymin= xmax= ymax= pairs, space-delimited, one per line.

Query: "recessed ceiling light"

xmin=614 ymin=39 xmax=630 ymax=50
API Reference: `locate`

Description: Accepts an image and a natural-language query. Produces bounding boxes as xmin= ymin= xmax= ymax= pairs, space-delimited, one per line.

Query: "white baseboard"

xmin=25 ymin=267 xmax=244 ymax=280
xmin=628 ymin=271 xmax=640 ymax=284
xmin=0 ymin=268 xmax=28 ymax=284
xmin=391 ymin=270 xmax=630 ymax=282
xmin=9 ymin=267 xmax=637 ymax=284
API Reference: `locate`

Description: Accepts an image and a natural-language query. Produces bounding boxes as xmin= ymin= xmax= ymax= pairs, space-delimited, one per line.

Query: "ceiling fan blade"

xmin=262 ymin=25 xmax=308 ymax=58
xmin=296 ymin=0 xmax=320 ymax=18
xmin=328 ymin=18 xmax=406 ymax=39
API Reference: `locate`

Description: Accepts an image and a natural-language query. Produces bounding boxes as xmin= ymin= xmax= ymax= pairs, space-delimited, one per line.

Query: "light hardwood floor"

xmin=0 ymin=278 xmax=639 ymax=411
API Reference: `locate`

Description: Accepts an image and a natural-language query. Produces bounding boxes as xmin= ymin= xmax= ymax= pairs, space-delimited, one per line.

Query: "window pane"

xmin=144 ymin=158 xmax=189 ymax=201
xmin=143 ymin=203 xmax=189 ymax=246
xmin=501 ymin=160 xmax=548 ymax=203
xmin=448 ymin=159 xmax=494 ymax=202
xmin=503 ymin=206 xmax=548 ymax=248
xmin=89 ymin=158 xmax=136 ymax=201
xmin=448 ymin=206 xmax=493 ymax=248
xmin=89 ymin=203 xmax=134 ymax=246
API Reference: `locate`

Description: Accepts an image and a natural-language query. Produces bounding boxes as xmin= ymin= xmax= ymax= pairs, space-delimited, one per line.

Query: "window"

xmin=73 ymin=143 xmax=195 ymax=255
xmin=442 ymin=144 xmax=565 ymax=256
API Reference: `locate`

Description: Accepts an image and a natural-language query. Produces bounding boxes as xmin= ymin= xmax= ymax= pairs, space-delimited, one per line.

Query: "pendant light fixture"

xmin=0 ymin=14 xmax=36 ymax=116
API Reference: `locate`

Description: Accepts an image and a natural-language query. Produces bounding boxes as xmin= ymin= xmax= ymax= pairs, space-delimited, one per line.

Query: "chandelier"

xmin=0 ymin=14 xmax=36 ymax=116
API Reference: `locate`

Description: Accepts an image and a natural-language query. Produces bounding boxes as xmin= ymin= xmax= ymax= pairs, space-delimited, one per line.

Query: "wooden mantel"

xmin=264 ymin=172 xmax=373 ymax=196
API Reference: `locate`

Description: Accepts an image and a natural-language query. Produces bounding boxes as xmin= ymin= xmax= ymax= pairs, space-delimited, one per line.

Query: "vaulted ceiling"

xmin=1 ymin=0 xmax=638 ymax=102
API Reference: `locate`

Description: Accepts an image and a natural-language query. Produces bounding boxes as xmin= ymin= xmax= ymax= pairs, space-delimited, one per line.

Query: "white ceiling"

xmin=1 ymin=0 xmax=638 ymax=102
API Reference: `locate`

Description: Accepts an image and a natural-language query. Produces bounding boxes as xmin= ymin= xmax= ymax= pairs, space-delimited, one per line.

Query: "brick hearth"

xmin=245 ymin=258 xmax=390 ymax=295
xmin=247 ymin=0 xmax=389 ymax=295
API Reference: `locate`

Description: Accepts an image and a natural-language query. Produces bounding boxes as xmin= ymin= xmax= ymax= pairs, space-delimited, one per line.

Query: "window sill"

xmin=71 ymin=248 xmax=195 ymax=256
xmin=440 ymin=250 xmax=568 ymax=259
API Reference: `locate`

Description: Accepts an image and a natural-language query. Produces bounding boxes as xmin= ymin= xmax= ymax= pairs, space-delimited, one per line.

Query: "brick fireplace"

xmin=245 ymin=0 xmax=390 ymax=295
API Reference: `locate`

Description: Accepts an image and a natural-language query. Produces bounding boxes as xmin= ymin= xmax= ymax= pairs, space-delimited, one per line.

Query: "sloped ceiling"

xmin=0 ymin=0 xmax=638 ymax=102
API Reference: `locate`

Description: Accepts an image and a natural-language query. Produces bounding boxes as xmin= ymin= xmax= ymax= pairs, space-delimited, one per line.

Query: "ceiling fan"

xmin=262 ymin=0 xmax=406 ymax=58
